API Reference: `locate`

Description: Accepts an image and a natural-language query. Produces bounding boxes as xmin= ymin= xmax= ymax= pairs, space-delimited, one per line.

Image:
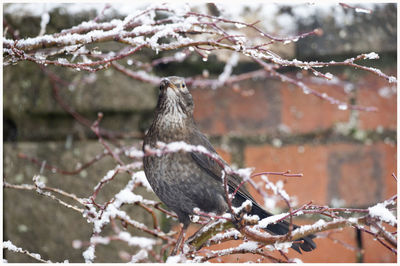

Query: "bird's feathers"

xmin=188 ymin=129 xmax=316 ymax=253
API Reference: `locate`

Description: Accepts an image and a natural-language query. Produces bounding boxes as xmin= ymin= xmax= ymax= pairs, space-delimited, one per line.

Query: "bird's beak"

xmin=160 ymin=78 xmax=177 ymax=90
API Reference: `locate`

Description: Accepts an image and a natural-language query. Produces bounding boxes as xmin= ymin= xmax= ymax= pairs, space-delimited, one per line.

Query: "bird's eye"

xmin=182 ymin=84 xmax=186 ymax=88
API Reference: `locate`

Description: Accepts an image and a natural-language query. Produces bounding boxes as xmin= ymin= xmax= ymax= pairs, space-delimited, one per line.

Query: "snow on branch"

xmin=3 ymin=3 xmax=397 ymax=262
xmin=3 ymin=3 xmax=396 ymax=112
xmin=4 ymin=136 xmax=397 ymax=262
xmin=2 ymin=240 xmax=67 ymax=263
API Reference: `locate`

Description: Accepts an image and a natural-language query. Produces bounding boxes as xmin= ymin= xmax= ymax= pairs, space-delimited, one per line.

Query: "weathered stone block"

xmin=295 ymin=4 xmax=397 ymax=57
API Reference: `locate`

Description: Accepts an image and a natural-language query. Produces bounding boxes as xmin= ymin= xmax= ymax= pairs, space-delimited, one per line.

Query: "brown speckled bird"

xmin=143 ymin=76 xmax=316 ymax=255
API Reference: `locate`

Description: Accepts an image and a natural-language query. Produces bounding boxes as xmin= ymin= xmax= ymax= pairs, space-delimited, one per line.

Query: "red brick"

xmin=292 ymin=224 xmax=358 ymax=263
xmin=244 ymin=144 xmax=328 ymax=206
xmin=357 ymin=69 xmax=397 ymax=130
xmin=381 ymin=143 xmax=397 ymax=199
xmin=362 ymin=224 xmax=397 ymax=262
xmin=244 ymin=142 xmax=397 ymax=207
xmin=298 ymin=224 xmax=394 ymax=263
xmin=281 ymin=74 xmax=351 ymax=133
xmin=192 ymin=70 xmax=395 ymax=136
xmin=192 ymin=79 xmax=281 ymax=136
xmin=215 ymin=147 xmax=231 ymax=164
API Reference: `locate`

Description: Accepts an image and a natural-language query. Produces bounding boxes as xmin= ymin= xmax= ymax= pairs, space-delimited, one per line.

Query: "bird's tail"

xmin=251 ymin=203 xmax=316 ymax=253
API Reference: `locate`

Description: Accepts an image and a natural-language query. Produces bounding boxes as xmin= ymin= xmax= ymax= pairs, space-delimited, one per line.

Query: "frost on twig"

xmin=4 ymin=139 xmax=397 ymax=262
xmin=2 ymin=240 xmax=62 ymax=263
xmin=3 ymin=3 xmax=397 ymax=262
xmin=3 ymin=3 xmax=396 ymax=112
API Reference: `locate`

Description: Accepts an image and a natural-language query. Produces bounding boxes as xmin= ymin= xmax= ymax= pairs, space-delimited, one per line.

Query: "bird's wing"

xmin=189 ymin=130 xmax=317 ymax=253
xmin=189 ymin=128 xmax=256 ymax=203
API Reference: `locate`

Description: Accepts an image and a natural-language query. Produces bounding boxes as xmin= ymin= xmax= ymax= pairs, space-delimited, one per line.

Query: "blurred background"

xmin=3 ymin=2 xmax=397 ymax=263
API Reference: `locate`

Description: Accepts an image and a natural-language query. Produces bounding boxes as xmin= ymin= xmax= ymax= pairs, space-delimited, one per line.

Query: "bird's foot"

xmin=170 ymin=223 xmax=186 ymax=256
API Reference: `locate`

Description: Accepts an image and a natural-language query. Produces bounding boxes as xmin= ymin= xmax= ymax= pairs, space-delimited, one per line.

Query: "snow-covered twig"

xmin=5 ymin=136 xmax=398 ymax=262
xmin=3 ymin=240 xmax=55 ymax=263
xmin=4 ymin=181 xmax=85 ymax=213
xmin=3 ymin=3 xmax=396 ymax=112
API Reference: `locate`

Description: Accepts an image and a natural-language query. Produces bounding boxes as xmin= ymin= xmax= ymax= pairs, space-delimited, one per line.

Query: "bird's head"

xmin=157 ymin=76 xmax=194 ymax=117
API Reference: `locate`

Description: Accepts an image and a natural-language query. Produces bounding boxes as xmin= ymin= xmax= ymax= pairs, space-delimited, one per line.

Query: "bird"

xmin=143 ymin=76 xmax=316 ymax=255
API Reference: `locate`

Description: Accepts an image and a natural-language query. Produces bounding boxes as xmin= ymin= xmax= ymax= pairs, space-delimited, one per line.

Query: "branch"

xmin=3 ymin=241 xmax=54 ymax=263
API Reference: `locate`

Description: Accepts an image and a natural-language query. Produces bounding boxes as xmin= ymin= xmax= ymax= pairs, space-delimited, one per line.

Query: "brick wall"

xmin=190 ymin=68 xmax=397 ymax=262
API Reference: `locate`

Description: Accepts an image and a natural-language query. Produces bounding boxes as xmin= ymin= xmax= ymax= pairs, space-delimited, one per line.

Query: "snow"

xmin=103 ymin=169 xmax=117 ymax=181
xmin=256 ymin=212 xmax=288 ymax=228
xmin=364 ymin=52 xmax=379 ymax=60
xmin=88 ymin=170 xmax=158 ymax=234
xmin=274 ymin=241 xmax=292 ymax=252
xmin=302 ymin=87 xmax=311 ymax=95
xmin=130 ymin=250 xmax=148 ymax=263
xmin=355 ymin=7 xmax=372 ymax=14
xmin=330 ymin=197 xmax=346 ymax=208
xmin=72 ymin=240 xmax=82 ymax=249
xmin=262 ymin=175 xmax=290 ymax=202
xmin=222 ymin=212 xmax=233 ymax=219
xmin=325 ymin=72 xmax=334 ymax=80
xmin=293 ymin=219 xmax=327 ymax=235
xmin=131 ymin=171 xmax=153 ymax=192
xmin=190 ymin=214 xmax=200 ymax=223
xmin=3 ymin=241 xmax=23 ymax=252
xmin=118 ymin=231 xmax=156 ymax=249
xmin=32 ymin=175 xmax=46 ymax=189
xmin=264 ymin=196 xmax=279 ymax=210
xmin=378 ymin=86 xmax=396 ymax=98
xmin=91 ymin=202 xmax=126 ymax=233
xmin=368 ymin=203 xmax=397 ymax=226
xmin=166 ymin=254 xmax=187 ymax=263
xmin=57 ymin=58 xmax=69 ymax=64
xmin=210 ymin=229 xmax=241 ymax=242
xmin=174 ymin=51 xmax=187 ymax=61
xmin=39 ymin=12 xmax=50 ymax=36
xmin=265 ymin=241 xmax=292 ymax=253
xmin=154 ymin=141 xmax=210 ymax=158
xmin=235 ymin=23 xmax=246 ymax=29
xmin=348 ymin=217 xmax=359 ymax=224
xmin=82 ymin=244 xmax=95 ymax=263
xmin=237 ymin=241 xmax=259 ymax=251
xmin=272 ymin=138 xmax=282 ymax=147
xmin=291 ymin=258 xmax=303 ymax=263
xmin=4 ymin=3 xmax=378 ymax=45
xmin=31 ymin=253 xmax=42 ymax=260
xmin=216 ymin=53 xmax=239 ymax=87
xmin=159 ymin=141 xmax=191 ymax=152
xmin=115 ymin=189 xmax=143 ymax=204
xmin=90 ymin=236 xmax=110 ymax=245
xmin=236 ymin=167 xmax=253 ymax=180
xmin=243 ymin=211 xmax=259 ymax=220
xmin=388 ymin=76 xmax=397 ymax=83
xmin=232 ymin=199 xmax=252 ymax=214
